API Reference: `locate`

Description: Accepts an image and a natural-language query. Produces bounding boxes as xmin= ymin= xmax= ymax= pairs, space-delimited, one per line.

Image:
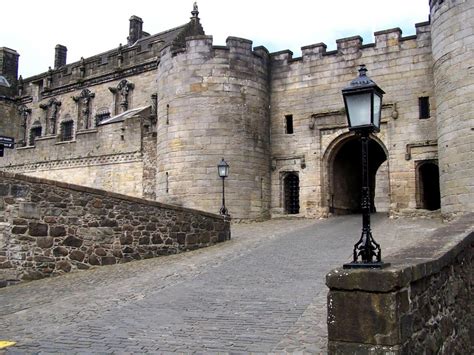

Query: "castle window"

xmin=29 ymin=125 xmax=42 ymax=146
xmin=419 ymin=97 xmax=430 ymax=119
xmin=285 ymin=114 xmax=294 ymax=134
xmin=95 ymin=108 xmax=111 ymax=125
xmin=60 ymin=120 xmax=74 ymax=141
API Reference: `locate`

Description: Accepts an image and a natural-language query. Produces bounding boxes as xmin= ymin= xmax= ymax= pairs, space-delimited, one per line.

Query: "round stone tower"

xmin=156 ymin=35 xmax=271 ymax=220
xmin=430 ymin=0 xmax=474 ymax=217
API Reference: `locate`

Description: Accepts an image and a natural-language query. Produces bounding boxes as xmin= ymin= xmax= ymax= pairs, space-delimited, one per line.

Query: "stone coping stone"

xmin=326 ymin=213 xmax=474 ymax=293
xmin=0 ymin=171 xmax=227 ymax=221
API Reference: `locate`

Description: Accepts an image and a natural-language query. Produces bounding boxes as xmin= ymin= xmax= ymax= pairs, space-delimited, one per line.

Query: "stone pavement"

xmin=0 ymin=214 xmax=443 ymax=354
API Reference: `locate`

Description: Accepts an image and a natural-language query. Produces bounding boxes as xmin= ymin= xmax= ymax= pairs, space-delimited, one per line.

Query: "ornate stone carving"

xmin=192 ymin=2 xmax=199 ymax=18
xmin=40 ymin=98 xmax=62 ymax=134
xmin=79 ymin=57 xmax=86 ymax=78
xmin=17 ymin=104 xmax=32 ymax=146
xmin=109 ymin=79 xmax=134 ymax=113
xmin=72 ymin=89 xmax=95 ymax=129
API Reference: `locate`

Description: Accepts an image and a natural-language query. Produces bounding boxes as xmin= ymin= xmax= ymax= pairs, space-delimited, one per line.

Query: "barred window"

xmin=29 ymin=125 xmax=42 ymax=146
xmin=60 ymin=120 xmax=74 ymax=141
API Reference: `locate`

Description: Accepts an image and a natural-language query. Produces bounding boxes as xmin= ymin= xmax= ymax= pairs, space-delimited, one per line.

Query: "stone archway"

xmin=323 ymin=133 xmax=388 ymax=215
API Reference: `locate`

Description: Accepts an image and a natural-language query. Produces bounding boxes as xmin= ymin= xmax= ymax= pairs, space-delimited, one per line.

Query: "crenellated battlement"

xmin=270 ymin=21 xmax=431 ymax=65
xmin=162 ymin=34 xmax=270 ymax=65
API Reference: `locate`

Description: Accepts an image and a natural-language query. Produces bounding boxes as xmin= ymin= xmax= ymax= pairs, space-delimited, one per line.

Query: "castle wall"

xmin=0 ymin=69 xmax=157 ymax=198
xmin=270 ymin=23 xmax=437 ymax=217
xmin=156 ymin=36 xmax=271 ymax=220
xmin=430 ymin=0 xmax=474 ymax=217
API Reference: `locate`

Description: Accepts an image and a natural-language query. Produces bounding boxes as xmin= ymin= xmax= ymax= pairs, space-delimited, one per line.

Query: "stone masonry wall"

xmin=326 ymin=213 xmax=473 ymax=354
xmin=430 ymin=0 xmax=474 ymax=217
xmin=156 ymin=36 xmax=271 ymax=220
xmin=0 ymin=171 xmax=230 ymax=285
xmin=270 ymin=22 xmax=436 ymax=218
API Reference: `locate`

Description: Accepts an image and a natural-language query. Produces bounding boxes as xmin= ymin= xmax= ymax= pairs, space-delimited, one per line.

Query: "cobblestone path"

xmin=0 ymin=215 xmax=442 ymax=354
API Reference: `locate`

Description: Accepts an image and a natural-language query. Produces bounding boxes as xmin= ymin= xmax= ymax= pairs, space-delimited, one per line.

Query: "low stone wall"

xmin=326 ymin=213 xmax=473 ymax=354
xmin=0 ymin=171 xmax=230 ymax=285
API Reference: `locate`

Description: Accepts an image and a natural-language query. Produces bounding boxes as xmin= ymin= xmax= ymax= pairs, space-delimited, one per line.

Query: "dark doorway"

xmin=284 ymin=173 xmax=300 ymax=214
xmin=330 ymin=136 xmax=387 ymax=214
xmin=417 ymin=161 xmax=440 ymax=210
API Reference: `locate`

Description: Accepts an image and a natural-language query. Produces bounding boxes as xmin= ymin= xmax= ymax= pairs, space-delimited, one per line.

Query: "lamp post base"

xmin=343 ymin=261 xmax=390 ymax=269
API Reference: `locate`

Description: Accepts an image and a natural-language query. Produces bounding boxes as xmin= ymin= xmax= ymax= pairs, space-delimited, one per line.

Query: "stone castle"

xmin=0 ymin=0 xmax=472 ymax=221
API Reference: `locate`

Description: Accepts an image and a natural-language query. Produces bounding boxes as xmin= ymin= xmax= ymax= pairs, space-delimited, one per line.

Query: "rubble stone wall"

xmin=0 ymin=171 xmax=230 ymax=285
xmin=326 ymin=213 xmax=473 ymax=354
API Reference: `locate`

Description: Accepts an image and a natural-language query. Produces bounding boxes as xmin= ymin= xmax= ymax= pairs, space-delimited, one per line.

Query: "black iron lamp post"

xmin=217 ymin=157 xmax=229 ymax=216
xmin=341 ymin=65 xmax=389 ymax=269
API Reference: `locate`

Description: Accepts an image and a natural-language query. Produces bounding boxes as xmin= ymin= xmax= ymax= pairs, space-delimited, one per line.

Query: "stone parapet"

xmin=0 ymin=172 xmax=230 ymax=286
xmin=326 ymin=213 xmax=473 ymax=354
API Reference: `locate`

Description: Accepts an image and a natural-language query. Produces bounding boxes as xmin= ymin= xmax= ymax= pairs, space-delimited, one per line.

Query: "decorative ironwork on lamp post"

xmin=217 ymin=158 xmax=229 ymax=216
xmin=341 ymin=65 xmax=389 ymax=269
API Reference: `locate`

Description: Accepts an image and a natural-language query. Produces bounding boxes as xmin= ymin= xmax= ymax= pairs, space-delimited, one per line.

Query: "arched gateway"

xmin=323 ymin=133 xmax=389 ymax=215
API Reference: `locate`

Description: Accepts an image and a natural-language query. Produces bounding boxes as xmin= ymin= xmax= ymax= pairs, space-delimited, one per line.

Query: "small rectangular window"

xmin=61 ymin=121 xmax=74 ymax=141
xmin=285 ymin=114 xmax=294 ymax=134
xmin=30 ymin=126 xmax=42 ymax=146
xmin=419 ymin=97 xmax=430 ymax=119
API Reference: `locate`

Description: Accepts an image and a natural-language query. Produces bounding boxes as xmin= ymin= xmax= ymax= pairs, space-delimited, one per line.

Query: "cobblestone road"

xmin=0 ymin=214 xmax=442 ymax=354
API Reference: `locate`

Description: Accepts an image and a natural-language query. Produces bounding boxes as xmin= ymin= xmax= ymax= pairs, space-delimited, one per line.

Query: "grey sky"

xmin=2 ymin=0 xmax=430 ymax=78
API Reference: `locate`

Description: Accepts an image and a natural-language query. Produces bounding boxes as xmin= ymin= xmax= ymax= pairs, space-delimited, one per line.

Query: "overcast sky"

xmin=3 ymin=0 xmax=430 ymax=78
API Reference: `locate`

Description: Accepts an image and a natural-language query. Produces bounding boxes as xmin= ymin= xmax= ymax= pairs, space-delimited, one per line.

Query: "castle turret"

xmin=156 ymin=35 xmax=271 ymax=220
xmin=430 ymin=0 xmax=474 ymax=217
xmin=0 ymin=47 xmax=19 ymax=97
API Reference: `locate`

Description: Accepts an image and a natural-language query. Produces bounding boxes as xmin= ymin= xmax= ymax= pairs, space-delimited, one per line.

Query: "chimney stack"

xmin=128 ymin=16 xmax=143 ymax=45
xmin=54 ymin=44 xmax=67 ymax=69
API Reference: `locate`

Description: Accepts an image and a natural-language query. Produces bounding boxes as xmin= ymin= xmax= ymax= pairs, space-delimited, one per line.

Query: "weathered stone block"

xmin=12 ymin=226 xmax=27 ymax=234
xmin=53 ymin=246 xmax=68 ymax=257
xmin=11 ymin=185 xmax=29 ymax=197
xmin=120 ymin=233 xmax=133 ymax=245
xmin=327 ymin=290 xmax=400 ymax=345
xmin=63 ymin=235 xmax=83 ymax=247
xmin=101 ymin=256 xmax=116 ymax=265
xmin=50 ymin=226 xmax=67 ymax=237
xmin=88 ymin=254 xmax=100 ymax=265
xmin=20 ymin=203 xmax=40 ymax=219
xmin=94 ymin=248 xmax=106 ymax=256
xmin=28 ymin=222 xmax=48 ymax=237
xmin=37 ymin=237 xmax=54 ymax=249
xmin=0 ymin=184 xmax=9 ymax=196
xmin=69 ymin=250 xmax=85 ymax=262
xmin=176 ymin=233 xmax=186 ymax=245
xmin=56 ymin=260 xmax=72 ymax=272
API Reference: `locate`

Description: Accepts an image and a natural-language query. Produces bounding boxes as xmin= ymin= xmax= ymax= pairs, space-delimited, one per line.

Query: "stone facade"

xmin=326 ymin=213 xmax=473 ymax=354
xmin=0 ymin=2 xmax=472 ymax=220
xmin=0 ymin=171 xmax=230 ymax=284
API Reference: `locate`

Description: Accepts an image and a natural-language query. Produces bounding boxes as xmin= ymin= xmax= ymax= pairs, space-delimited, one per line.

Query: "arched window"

xmin=29 ymin=121 xmax=42 ymax=146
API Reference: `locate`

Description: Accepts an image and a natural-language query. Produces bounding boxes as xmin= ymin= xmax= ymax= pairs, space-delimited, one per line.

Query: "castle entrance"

xmin=326 ymin=135 xmax=388 ymax=215
xmin=284 ymin=173 xmax=300 ymax=214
